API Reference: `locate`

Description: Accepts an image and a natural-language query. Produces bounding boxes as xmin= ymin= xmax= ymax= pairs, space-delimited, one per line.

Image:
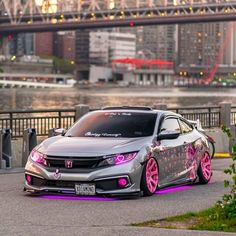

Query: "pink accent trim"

xmin=155 ymin=185 xmax=192 ymax=195
xmin=201 ymin=152 xmax=212 ymax=181
xmin=146 ymin=158 xmax=158 ymax=193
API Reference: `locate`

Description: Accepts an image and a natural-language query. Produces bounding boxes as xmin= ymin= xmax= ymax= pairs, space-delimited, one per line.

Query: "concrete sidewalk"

xmin=0 ymin=167 xmax=24 ymax=174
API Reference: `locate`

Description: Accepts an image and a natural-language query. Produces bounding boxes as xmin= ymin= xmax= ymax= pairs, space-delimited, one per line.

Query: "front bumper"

xmin=24 ymin=158 xmax=143 ymax=196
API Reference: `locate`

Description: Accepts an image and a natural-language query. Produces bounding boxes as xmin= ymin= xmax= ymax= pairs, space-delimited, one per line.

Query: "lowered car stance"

xmin=24 ymin=107 xmax=212 ymax=197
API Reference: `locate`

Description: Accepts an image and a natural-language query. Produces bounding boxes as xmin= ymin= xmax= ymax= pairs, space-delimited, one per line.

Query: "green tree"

xmin=53 ymin=57 xmax=76 ymax=74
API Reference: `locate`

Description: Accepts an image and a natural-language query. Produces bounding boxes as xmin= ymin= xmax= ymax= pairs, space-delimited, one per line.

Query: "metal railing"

xmin=168 ymin=106 xmax=221 ymax=128
xmin=0 ymin=105 xmax=234 ymax=138
xmin=231 ymin=106 xmax=236 ymax=125
xmin=0 ymin=109 xmax=75 ymax=138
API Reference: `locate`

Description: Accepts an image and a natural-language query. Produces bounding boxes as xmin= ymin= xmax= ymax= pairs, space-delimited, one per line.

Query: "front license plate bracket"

xmin=75 ymin=183 xmax=96 ymax=196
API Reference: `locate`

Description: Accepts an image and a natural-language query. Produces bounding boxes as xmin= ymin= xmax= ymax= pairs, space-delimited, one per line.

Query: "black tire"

xmin=140 ymin=158 xmax=159 ymax=196
xmin=197 ymin=152 xmax=212 ymax=184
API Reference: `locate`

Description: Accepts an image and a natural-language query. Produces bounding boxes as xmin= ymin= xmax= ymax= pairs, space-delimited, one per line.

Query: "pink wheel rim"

xmin=201 ymin=152 xmax=212 ymax=181
xmin=146 ymin=158 xmax=158 ymax=193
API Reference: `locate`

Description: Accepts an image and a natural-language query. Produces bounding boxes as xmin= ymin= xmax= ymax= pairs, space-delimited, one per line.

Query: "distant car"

xmin=24 ymin=107 xmax=212 ymax=197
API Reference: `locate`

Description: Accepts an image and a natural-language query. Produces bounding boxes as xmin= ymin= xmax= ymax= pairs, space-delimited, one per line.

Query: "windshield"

xmin=66 ymin=111 xmax=157 ymax=138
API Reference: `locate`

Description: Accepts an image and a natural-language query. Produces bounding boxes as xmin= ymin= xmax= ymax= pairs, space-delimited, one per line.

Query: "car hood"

xmin=37 ymin=136 xmax=153 ymax=157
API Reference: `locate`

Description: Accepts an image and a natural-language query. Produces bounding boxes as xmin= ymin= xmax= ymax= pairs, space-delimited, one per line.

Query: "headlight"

xmin=30 ymin=149 xmax=47 ymax=166
xmin=98 ymin=152 xmax=138 ymax=167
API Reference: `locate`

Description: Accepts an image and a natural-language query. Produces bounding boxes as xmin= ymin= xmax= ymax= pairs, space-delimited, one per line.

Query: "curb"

xmin=214 ymin=153 xmax=231 ymax=158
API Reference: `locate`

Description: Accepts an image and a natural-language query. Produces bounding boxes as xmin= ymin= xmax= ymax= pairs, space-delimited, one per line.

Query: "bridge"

xmin=1 ymin=1 xmax=236 ymax=33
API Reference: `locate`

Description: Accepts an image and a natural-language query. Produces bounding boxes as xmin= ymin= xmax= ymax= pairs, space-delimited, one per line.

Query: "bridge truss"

xmin=1 ymin=1 xmax=236 ymax=33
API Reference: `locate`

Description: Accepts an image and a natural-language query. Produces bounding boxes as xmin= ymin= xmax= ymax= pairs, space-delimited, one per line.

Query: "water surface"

xmin=1 ymin=87 xmax=236 ymax=111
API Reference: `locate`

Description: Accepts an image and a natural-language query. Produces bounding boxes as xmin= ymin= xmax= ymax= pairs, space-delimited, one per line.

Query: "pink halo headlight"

xmin=99 ymin=152 xmax=138 ymax=167
xmin=114 ymin=153 xmax=137 ymax=165
xmin=30 ymin=149 xmax=47 ymax=166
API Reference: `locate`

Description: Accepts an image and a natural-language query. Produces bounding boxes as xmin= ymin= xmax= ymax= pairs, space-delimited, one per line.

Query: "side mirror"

xmin=157 ymin=130 xmax=180 ymax=141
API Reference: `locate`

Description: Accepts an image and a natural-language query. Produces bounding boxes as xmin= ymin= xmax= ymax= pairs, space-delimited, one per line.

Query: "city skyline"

xmin=2 ymin=22 xmax=236 ymax=67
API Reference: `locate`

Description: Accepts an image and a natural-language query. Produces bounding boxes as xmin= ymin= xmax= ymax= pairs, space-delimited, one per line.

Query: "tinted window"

xmin=179 ymin=120 xmax=193 ymax=134
xmin=160 ymin=118 xmax=181 ymax=133
xmin=66 ymin=112 xmax=157 ymax=138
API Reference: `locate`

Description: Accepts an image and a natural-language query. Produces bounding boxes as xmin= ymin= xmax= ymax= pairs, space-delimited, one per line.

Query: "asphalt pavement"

xmin=0 ymin=159 xmax=235 ymax=236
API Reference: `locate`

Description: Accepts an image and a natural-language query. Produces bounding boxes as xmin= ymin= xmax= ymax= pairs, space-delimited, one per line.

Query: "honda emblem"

xmin=65 ymin=160 xmax=73 ymax=169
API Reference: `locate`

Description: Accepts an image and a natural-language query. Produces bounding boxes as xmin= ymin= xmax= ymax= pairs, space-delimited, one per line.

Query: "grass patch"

xmin=132 ymin=206 xmax=236 ymax=233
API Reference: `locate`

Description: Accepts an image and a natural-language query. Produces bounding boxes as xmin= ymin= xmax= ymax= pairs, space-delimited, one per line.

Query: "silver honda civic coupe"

xmin=24 ymin=107 xmax=212 ymax=197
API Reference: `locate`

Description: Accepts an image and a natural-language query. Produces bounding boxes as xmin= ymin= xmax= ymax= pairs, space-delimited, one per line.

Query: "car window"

xmin=179 ymin=120 xmax=193 ymax=134
xmin=66 ymin=111 xmax=157 ymax=138
xmin=160 ymin=118 xmax=181 ymax=133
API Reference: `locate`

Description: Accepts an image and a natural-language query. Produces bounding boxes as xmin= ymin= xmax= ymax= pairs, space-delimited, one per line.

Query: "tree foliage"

xmin=211 ymin=125 xmax=236 ymax=220
xmin=53 ymin=57 xmax=76 ymax=74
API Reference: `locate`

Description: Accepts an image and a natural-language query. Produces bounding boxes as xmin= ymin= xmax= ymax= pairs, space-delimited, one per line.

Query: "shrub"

xmin=212 ymin=126 xmax=236 ymax=220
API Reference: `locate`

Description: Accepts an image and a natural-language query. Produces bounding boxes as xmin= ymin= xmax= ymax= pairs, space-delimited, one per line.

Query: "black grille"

xmin=45 ymin=155 xmax=104 ymax=169
xmin=31 ymin=176 xmax=45 ymax=187
xmin=46 ymin=180 xmax=75 ymax=188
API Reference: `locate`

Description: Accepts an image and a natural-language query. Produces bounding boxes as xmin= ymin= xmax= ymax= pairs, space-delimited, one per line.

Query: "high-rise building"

xmin=115 ymin=0 xmax=176 ymax=61
xmin=134 ymin=0 xmax=177 ymax=61
xmin=89 ymin=31 xmax=136 ymax=65
xmin=89 ymin=32 xmax=109 ymax=65
xmin=9 ymin=33 xmax=34 ymax=56
xmin=109 ymin=32 xmax=136 ymax=61
xmin=177 ymin=22 xmax=233 ymax=67
xmin=221 ymin=22 xmax=236 ymax=66
xmin=75 ymin=30 xmax=90 ymax=64
xmin=0 ymin=37 xmax=10 ymax=56
xmin=178 ymin=23 xmax=218 ymax=66
xmin=175 ymin=0 xmax=236 ymax=68
xmin=35 ymin=32 xmax=54 ymax=57
xmin=138 ymin=25 xmax=176 ymax=61
xmin=54 ymin=31 xmax=75 ymax=61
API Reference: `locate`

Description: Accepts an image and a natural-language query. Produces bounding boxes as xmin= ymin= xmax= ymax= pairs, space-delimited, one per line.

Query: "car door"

xmin=155 ymin=116 xmax=185 ymax=187
xmin=178 ymin=118 xmax=200 ymax=181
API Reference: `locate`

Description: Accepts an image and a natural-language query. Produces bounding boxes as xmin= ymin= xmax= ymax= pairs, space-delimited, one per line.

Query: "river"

xmin=1 ymin=87 xmax=236 ymax=111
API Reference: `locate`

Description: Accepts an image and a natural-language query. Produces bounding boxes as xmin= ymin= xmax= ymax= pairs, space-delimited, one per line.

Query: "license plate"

xmin=75 ymin=183 xmax=96 ymax=196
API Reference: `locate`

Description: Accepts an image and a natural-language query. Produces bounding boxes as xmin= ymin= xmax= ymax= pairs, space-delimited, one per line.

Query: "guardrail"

xmin=231 ymin=106 xmax=236 ymax=125
xmin=168 ymin=106 xmax=221 ymax=128
xmin=0 ymin=104 xmax=234 ymax=138
xmin=0 ymin=109 xmax=75 ymax=138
